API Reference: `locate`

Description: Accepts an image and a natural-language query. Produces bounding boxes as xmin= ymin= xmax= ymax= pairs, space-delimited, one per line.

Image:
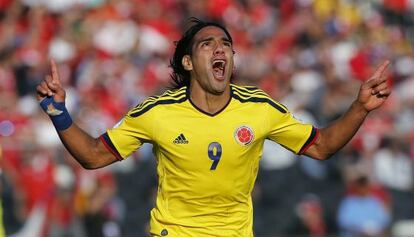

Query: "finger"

xmin=44 ymin=75 xmax=57 ymax=94
xmin=363 ymin=78 xmax=380 ymax=89
xmin=369 ymin=60 xmax=390 ymax=81
xmin=40 ymin=80 xmax=54 ymax=97
xmin=371 ymin=83 xmax=388 ymax=95
xmin=45 ymin=74 xmax=61 ymax=91
xmin=377 ymin=88 xmax=391 ymax=97
xmin=37 ymin=83 xmax=52 ymax=99
xmin=362 ymin=71 xmax=388 ymax=89
xmin=36 ymin=85 xmax=48 ymax=100
xmin=50 ymin=59 xmax=61 ymax=85
xmin=45 ymin=74 xmax=53 ymax=84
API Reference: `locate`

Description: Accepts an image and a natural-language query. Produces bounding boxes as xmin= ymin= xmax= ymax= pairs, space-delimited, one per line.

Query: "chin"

xmin=210 ymin=84 xmax=228 ymax=95
xmin=210 ymin=89 xmax=225 ymax=95
xmin=205 ymin=75 xmax=230 ymax=95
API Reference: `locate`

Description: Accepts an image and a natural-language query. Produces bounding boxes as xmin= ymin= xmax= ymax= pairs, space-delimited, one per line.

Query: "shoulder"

xmin=231 ymin=84 xmax=287 ymax=113
xmin=128 ymin=87 xmax=187 ymax=117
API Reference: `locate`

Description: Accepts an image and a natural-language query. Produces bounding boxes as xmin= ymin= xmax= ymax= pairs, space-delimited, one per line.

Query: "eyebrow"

xmin=196 ymin=36 xmax=232 ymax=45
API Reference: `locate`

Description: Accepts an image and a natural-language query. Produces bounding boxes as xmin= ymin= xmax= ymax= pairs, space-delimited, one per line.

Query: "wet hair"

xmin=169 ymin=17 xmax=233 ymax=89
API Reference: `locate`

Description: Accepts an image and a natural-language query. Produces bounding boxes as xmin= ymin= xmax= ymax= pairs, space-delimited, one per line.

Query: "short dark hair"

xmin=169 ymin=17 xmax=233 ymax=89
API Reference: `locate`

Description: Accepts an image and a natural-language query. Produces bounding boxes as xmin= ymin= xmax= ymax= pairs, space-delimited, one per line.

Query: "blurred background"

xmin=1 ymin=0 xmax=414 ymax=236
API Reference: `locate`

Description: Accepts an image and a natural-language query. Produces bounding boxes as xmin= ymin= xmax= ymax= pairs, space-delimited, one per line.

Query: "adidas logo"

xmin=173 ymin=133 xmax=189 ymax=144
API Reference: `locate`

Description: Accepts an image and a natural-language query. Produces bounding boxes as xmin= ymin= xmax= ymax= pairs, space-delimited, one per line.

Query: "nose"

xmin=214 ymin=42 xmax=225 ymax=55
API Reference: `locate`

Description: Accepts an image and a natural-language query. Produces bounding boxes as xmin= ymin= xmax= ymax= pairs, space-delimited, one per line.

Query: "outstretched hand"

xmin=36 ymin=59 xmax=66 ymax=103
xmin=357 ymin=60 xmax=391 ymax=112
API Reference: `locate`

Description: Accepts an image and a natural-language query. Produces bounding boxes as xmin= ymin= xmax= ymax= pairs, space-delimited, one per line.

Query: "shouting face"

xmin=183 ymin=26 xmax=235 ymax=95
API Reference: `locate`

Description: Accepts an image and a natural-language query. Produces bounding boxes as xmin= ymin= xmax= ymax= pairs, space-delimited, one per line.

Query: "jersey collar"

xmin=186 ymin=85 xmax=233 ymax=117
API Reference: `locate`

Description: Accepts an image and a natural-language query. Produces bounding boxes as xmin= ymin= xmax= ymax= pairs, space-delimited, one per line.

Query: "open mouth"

xmin=212 ymin=59 xmax=226 ymax=79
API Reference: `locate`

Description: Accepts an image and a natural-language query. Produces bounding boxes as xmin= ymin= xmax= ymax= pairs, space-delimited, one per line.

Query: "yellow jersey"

xmin=101 ymin=84 xmax=318 ymax=237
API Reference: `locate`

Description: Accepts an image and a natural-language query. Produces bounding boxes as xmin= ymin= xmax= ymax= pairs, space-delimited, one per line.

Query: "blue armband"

xmin=40 ymin=97 xmax=73 ymax=131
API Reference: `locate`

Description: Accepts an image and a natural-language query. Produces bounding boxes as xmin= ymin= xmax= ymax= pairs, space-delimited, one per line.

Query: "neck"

xmin=189 ymin=83 xmax=231 ymax=115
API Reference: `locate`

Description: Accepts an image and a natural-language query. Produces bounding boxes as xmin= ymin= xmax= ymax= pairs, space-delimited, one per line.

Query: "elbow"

xmin=77 ymin=150 xmax=117 ymax=170
xmin=303 ymin=146 xmax=334 ymax=160
xmin=311 ymin=152 xmax=333 ymax=161
xmin=76 ymin=149 xmax=107 ymax=170
xmin=67 ymin=149 xmax=103 ymax=169
xmin=78 ymin=143 xmax=113 ymax=169
xmin=303 ymin=135 xmax=336 ymax=160
xmin=78 ymin=160 xmax=102 ymax=170
xmin=80 ymin=163 xmax=101 ymax=170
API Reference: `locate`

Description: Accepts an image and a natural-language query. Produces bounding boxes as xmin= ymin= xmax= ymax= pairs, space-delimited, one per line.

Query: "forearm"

xmin=306 ymin=101 xmax=368 ymax=159
xmin=37 ymin=60 xmax=118 ymax=169
xmin=303 ymin=61 xmax=391 ymax=159
xmin=38 ymin=98 xmax=117 ymax=169
xmin=56 ymin=123 xmax=117 ymax=169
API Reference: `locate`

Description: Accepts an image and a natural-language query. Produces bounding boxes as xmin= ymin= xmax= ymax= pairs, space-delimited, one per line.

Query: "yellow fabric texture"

xmin=105 ymin=85 xmax=315 ymax=237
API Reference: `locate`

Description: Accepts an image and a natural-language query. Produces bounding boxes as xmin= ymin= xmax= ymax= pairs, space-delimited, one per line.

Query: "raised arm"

xmin=304 ymin=61 xmax=391 ymax=160
xmin=36 ymin=59 xmax=119 ymax=169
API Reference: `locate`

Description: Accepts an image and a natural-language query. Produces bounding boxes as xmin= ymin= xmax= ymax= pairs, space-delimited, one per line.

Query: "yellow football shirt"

xmin=101 ymin=84 xmax=318 ymax=237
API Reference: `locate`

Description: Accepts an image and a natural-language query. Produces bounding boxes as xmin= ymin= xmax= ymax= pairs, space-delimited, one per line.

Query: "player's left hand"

xmin=357 ymin=60 xmax=391 ymax=112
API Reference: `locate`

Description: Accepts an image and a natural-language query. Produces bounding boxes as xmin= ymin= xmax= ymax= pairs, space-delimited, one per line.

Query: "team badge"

xmin=234 ymin=125 xmax=254 ymax=146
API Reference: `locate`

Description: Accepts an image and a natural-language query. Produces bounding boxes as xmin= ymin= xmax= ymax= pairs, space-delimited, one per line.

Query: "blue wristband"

xmin=40 ymin=97 xmax=73 ymax=131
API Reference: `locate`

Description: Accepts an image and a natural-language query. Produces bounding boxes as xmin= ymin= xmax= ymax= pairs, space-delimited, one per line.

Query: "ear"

xmin=182 ymin=55 xmax=193 ymax=71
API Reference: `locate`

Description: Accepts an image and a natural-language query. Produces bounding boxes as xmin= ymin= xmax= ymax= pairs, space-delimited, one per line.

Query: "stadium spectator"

xmin=337 ymin=175 xmax=391 ymax=237
xmin=36 ymin=12 xmax=391 ymax=236
xmin=1 ymin=1 xmax=414 ymax=236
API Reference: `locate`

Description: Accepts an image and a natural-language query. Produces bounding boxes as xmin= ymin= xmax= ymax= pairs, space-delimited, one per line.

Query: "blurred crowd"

xmin=1 ymin=0 xmax=414 ymax=236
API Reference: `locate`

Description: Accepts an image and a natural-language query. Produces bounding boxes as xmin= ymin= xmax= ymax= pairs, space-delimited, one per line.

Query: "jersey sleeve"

xmin=266 ymin=103 xmax=319 ymax=155
xmin=100 ymin=107 xmax=155 ymax=160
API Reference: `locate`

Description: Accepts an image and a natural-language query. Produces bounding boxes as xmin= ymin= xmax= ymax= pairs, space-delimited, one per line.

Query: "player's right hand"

xmin=36 ymin=59 xmax=66 ymax=103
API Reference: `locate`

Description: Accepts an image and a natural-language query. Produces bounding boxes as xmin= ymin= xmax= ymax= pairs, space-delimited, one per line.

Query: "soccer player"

xmin=36 ymin=18 xmax=391 ymax=237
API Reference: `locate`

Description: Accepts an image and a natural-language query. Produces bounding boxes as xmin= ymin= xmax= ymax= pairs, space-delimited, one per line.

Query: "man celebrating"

xmin=37 ymin=18 xmax=391 ymax=237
